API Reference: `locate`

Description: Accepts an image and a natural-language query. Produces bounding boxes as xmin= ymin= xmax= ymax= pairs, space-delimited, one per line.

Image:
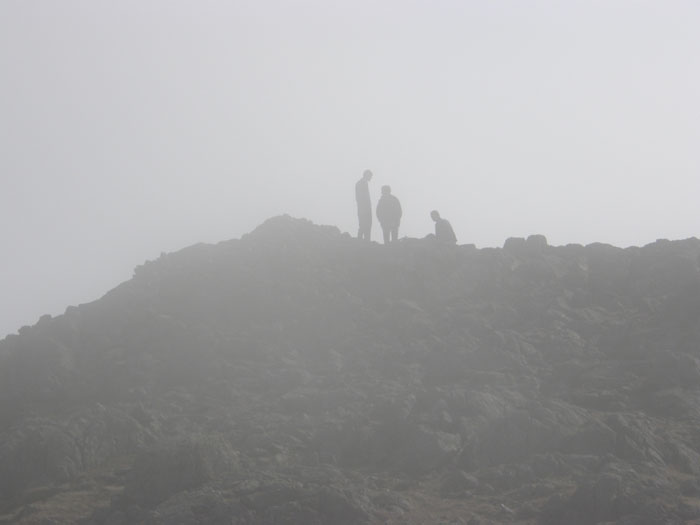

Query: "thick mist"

xmin=2 ymin=1 xmax=699 ymax=336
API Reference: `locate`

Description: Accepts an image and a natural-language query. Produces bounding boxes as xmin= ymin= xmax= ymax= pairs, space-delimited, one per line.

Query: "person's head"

xmin=363 ymin=169 xmax=373 ymax=181
xmin=381 ymin=185 xmax=391 ymax=195
xmin=431 ymin=210 xmax=440 ymax=221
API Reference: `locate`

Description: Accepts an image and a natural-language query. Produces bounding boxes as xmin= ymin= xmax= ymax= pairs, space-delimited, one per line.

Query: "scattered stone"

xmin=1 ymin=216 xmax=699 ymax=523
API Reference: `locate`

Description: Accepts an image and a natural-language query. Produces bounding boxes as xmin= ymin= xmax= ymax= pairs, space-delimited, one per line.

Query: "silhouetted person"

xmin=431 ymin=210 xmax=457 ymax=244
xmin=376 ymin=185 xmax=402 ymax=244
xmin=355 ymin=169 xmax=373 ymax=241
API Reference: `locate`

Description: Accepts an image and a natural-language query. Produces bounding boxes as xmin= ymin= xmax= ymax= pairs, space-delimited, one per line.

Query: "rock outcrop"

xmin=1 ymin=216 xmax=700 ymax=524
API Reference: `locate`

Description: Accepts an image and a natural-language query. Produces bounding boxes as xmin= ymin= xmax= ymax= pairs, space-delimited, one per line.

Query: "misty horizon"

xmin=2 ymin=1 xmax=699 ymax=337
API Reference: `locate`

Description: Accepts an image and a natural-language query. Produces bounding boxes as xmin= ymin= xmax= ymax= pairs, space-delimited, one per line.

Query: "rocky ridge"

xmin=1 ymin=215 xmax=700 ymax=524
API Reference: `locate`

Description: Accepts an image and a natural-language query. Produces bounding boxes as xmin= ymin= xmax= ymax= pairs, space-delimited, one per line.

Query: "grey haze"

xmin=1 ymin=0 xmax=699 ymax=337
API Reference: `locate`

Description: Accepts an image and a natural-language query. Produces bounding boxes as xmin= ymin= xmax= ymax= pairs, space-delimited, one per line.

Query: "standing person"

xmin=376 ymin=185 xmax=402 ymax=245
xmin=430 ymin=210 xmax=457 ymax=244
xmin=355 ymin=169 xmax=373 ymax=241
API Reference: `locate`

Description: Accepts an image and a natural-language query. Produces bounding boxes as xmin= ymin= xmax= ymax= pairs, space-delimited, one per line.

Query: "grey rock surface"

xmin=1 ymin=215 xmax=700 ymax=524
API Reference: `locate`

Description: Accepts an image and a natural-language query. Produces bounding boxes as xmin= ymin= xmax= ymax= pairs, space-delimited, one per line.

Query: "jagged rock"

xmin=1 ymin=217 xmax=700 ymax=523
xmin=0 ymin=405 xmax=156 ymax=498
xmin=503 ymin=236 xmax=526 ymax=255
xmin=526 ymin=234 xmax=548 ymax=251
xmin=439 ymin=470 xmax=479 ymax=497
xmin=393 ymin=425 xmax=461 ymax=475
xmin=121 ymin=435 xmax=239 ymax=507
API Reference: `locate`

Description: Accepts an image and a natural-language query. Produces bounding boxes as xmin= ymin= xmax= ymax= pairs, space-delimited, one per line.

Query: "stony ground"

xmin=2 ymin=216 xmax=700 ymax=524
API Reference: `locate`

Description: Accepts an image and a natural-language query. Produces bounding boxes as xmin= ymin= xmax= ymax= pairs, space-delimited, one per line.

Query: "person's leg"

xmin=359 ymin=212 xmax=371 ymax=240
xmin=391 ymin=226 xmax=398 ymax=243
xmin=382 ymin=226 xmax=390 ymax=245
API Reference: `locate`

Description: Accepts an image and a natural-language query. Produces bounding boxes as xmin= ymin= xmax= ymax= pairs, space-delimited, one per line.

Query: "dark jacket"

xmin=435 ymin=218 xmax=457 ymax=244
xmin=376 ymin=194 xmax=402 ymax=227
xmin=355 ymin=178 xmax=371 ymax=210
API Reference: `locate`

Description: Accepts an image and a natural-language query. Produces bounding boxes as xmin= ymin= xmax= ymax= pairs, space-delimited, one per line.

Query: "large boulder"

xmin=121 ymin=435 xmax=239 ymax=507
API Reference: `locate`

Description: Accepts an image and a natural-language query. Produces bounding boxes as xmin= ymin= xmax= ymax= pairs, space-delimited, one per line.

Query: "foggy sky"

xmin=2 ymin=1 xmax=699 ymax=337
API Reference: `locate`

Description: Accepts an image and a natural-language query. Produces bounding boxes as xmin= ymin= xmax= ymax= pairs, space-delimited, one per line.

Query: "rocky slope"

xmin=2 ymin=215 xmax=700 ymax=524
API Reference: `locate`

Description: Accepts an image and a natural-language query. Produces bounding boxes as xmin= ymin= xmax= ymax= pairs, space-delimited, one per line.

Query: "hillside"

xmin=2 ymin=216 xmax=700 ymax=524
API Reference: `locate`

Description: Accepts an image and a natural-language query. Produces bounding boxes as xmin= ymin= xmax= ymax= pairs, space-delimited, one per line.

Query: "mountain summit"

xmin=2 ymin=216 xmax=700 ymax=524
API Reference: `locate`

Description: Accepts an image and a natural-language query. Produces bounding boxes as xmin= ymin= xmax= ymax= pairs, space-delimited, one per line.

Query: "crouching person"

xmin=431 ymin=210 xmax=457 ymax=244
